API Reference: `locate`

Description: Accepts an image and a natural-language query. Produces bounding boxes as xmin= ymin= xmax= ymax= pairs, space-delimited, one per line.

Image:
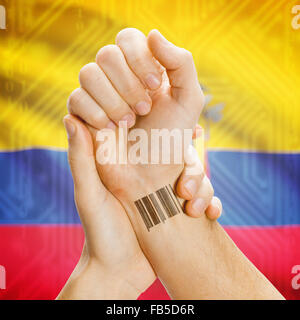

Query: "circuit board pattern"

xmin=0 ymin=0 xmax=299 ymax=300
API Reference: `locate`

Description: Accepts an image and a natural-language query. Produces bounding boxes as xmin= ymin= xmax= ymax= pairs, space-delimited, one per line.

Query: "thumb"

xmin=147 ymin=29 xmax=202 ymax=104
xmin=63 ymin=114 xmax=108 ymax=223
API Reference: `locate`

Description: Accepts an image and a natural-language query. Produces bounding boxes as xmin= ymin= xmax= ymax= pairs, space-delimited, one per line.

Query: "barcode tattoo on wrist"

xmin=134 ymin=184 xmax=183 ymax=231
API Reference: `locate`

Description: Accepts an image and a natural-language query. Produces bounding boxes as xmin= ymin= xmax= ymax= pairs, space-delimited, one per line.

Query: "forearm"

xmin=124 ymin=192 xmax=284 ymax=300
xmin=57 ymin=246 xmax=143 ymax=300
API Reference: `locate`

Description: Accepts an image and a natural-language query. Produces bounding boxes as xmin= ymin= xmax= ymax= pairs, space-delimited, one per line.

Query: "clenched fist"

xmin=68 ymin=29 xmax=208 ymax=231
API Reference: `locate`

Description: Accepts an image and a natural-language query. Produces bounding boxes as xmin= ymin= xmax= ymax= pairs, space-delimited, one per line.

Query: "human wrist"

xmin=117 ymin=166 xmax=184 ymax=223
xmin=58 ymin=255 xmax=143 ymax=300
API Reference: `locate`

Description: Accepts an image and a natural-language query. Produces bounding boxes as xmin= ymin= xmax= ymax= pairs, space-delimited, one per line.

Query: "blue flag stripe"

xmin=0 ymin=149 xmax=299 ymax=226
xmin=209 ymin=151 xmax=300 ymax=226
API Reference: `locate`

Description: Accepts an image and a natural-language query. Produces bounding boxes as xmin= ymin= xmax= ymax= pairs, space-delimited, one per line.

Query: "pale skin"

xmin=61 ymin=28 xmax=284 ymax=300
xmin=58 ymin=116 xmax=220 ymax=299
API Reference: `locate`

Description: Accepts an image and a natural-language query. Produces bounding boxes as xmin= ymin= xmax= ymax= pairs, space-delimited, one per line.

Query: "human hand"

xmin=177 ymin=142 xmax=222 ymax=220
xmin=58 ymin=114 xmax=156 ymax=299
xmin=68 ymin=28 xmax=206 ymax=228
xmin=63 ymin=28 xmax=284 ymax=301
xmin=58 ymin=115 xmax=221 ymax=299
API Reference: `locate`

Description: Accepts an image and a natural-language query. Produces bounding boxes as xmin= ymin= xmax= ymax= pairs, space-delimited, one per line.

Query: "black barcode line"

xmin=164 ymin=185 xmax=178 ymax=215
xmin=149 ymin=193 xmax=166 ymax=223
xmin=135 ymin=185 xmax=182 ymax=231
xmin=141 ymin=196 xmax=160 ymax=226
xmin=134 ymin=199 xmax=153 ymax=231
xmin=169 ymin=184 xmax=183 ymax=213
xmin=156 ymin=188 xmax=173 ymax=218
xmin=166 ymin=184 xmax=181 ymax=214
xmin=158 ymin=187 xmax=177 ymax=217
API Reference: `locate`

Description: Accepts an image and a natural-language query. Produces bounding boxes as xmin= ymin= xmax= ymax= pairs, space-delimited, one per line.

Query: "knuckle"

xmin=96 ymin=45 xmax=120 ymax=65
xmin=214 ymin=197 xmax=222 ymax=211
xmin=196 ymin=88 xmax=205 ymax=110
xmin=109 ymin=105 xmax=128 ymax=120
xmin=79 ymin=62 xmax=98 ymax=85
xmin=199 ymin=89 xmax=205 ymax=106
xmin=93 ymin=110 xmax=107 ymax=127
xmin=109 ymin=103 xmax=134 ymax=124
xmin=67 ymin=88 xmax=83 ymax=110
xmin=125 ymin=81 xmax=146 ymax=98
xmin=207 ymin=182 xmax=214 ymax=200
xmin=202 ymin=176 xmax=214 ymax=201
xmin=116 ymin=28 xmax=141 ymax=44
xmin=182 ymin=49 xmax=193 ymax=61
xmin=199 ymin=171 xmax=205 ymax=181
xmin=129 ymin=54 xmax=145 ymax=68
xmin=217 ymin=198 xmax=223 ymax=213
xmin=192 ymin=84 xmax=205 ymax=113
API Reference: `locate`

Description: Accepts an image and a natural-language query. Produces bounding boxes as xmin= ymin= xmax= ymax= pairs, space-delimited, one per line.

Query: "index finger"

xmin=116 ymin=28 xmax=163 ymax=90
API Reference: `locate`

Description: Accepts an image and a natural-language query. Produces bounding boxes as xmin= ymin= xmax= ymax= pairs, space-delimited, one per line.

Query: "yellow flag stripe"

xmin=0 ymin=0 xmax=299 ymax=151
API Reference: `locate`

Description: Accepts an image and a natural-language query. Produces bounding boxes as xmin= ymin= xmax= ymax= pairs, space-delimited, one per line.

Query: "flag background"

xmin=0 ymin=0 xmax=299 ymax=299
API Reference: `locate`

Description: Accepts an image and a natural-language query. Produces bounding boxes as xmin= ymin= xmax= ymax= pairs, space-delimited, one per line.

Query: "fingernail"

xmin=135 ymin=101 xmax=151 ymax=115
xmin=121 ymin=114 xmax=135 ymax=128
xmin=145 ymin=74 xmax=160 ymax=90
xmin=193 ymin=125 xmax=203 ymax=139
xmin=209 ymin=205 xmax=220 ymax=219
xmin=63 ymin=118 xmax=76 ymax=139
xmin=106 ymin=121 xmax=116 ymax=130
xmin=184 ymin=179 xmax=197 ymax=198
xmin=192 ymin=198 xmax=206 ymax=213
